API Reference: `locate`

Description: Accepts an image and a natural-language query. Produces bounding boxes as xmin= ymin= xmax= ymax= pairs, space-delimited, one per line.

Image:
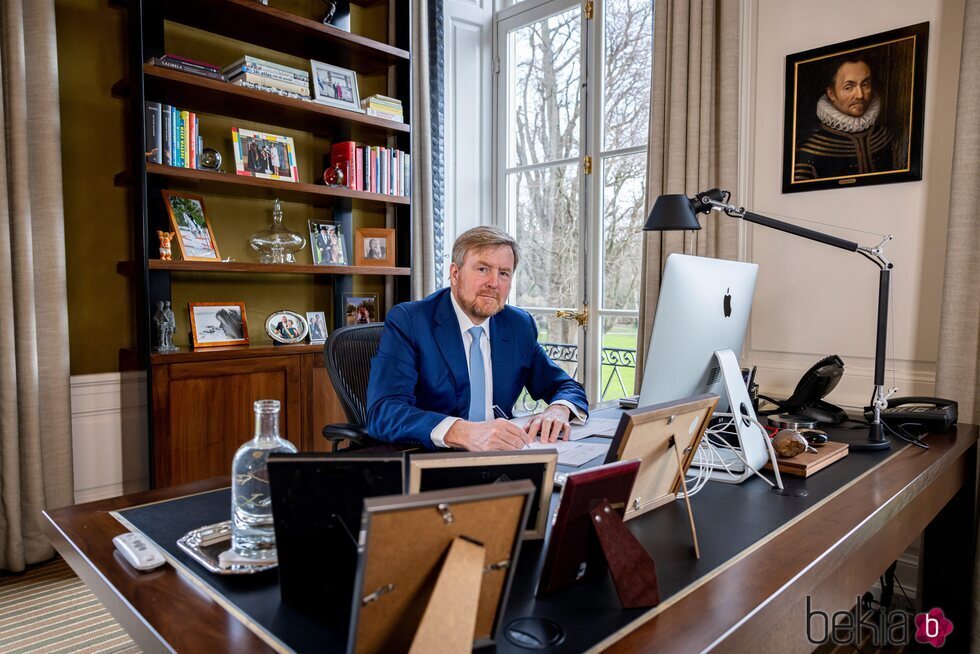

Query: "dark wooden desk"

xmin=43 ymin=424 xmax=977 ymax=653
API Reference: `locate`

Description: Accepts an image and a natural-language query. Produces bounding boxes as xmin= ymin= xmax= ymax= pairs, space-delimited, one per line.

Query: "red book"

xmin=355 ymin=148 xmax=364 ymax=191
xmin=187 ymin=113 xmax=196 ymax=169
xmin=330 ymin=141 xmax=357 ymax=189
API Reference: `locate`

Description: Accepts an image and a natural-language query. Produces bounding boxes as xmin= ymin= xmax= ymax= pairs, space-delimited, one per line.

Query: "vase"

xmin=249 ymin=198 xmax=306 ymax=264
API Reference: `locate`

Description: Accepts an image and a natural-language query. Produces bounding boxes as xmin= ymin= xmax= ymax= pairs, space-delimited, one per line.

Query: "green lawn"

xmin=524 ymin=328 xmax=639 ymax=403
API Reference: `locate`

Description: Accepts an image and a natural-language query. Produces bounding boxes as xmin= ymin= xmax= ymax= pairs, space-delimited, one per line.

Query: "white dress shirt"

xmin=429 ymin=292 xmax=586 ymax=448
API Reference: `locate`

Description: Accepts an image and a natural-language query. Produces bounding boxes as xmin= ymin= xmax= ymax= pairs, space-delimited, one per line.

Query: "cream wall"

xmin=740 ymin=0 xmax=965 ymax=407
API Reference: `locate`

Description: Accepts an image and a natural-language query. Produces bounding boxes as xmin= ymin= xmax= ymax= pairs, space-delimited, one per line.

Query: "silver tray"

xmin=176 ymin=521 xmax=278 ymax=575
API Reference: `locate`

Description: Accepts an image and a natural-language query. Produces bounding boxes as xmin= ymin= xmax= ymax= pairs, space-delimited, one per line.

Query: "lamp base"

xmin=832 ymin=421 xmax=891 ymax=451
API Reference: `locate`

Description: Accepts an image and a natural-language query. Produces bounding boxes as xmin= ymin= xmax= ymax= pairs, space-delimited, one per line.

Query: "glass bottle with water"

xmin=231 ymin=399 xmax=297 ymax=560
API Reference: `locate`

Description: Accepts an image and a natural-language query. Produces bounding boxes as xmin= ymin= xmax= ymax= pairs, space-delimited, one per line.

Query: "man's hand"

xmin=524 ymin=404 xmax=572 ymax=443
xmin=444 ymin=418 xmax=532 ymax=451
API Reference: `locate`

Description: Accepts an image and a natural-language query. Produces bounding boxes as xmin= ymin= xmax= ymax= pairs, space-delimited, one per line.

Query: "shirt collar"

xmin=449 ymin=291 xmax=491 ymax=340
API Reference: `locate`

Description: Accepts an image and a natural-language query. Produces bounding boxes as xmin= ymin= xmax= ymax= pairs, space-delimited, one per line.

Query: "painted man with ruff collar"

xmin=794 ymin=58 xmax=895 ymax=181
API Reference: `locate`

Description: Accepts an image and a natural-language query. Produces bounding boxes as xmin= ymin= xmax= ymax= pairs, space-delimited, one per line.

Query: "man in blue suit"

xmin=367 ymin=226 xmax=588 ymax=450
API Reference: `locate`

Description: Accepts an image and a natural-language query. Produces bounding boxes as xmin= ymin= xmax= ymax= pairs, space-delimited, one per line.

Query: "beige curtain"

xmin=636 ymin=0 xmax=741 ymax=382
xmin=410 ymin=0 xmax=437 ymax=299
xmin=0 ymin=0 xmax=73 ymax=572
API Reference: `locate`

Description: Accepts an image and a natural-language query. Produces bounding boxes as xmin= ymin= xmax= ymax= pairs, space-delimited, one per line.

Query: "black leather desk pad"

xmin=115 ymin=417 xmax=896 ymax=653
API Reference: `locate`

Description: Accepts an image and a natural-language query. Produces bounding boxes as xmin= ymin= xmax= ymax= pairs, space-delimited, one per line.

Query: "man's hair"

xmin=451 ymin=226 xmax=521 ymax=269
xmin=826 ymin=55 xmax=873 ymax=90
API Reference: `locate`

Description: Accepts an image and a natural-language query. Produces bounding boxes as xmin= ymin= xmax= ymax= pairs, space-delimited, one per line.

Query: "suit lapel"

xmin=433 ymin=291 xmax=468 ymax=413
xmin=490 ymin=313 xmax=515 ymax=415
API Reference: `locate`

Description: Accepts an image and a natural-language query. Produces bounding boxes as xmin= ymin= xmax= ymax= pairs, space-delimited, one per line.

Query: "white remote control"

xmin=112 ymin=532 xmax=166 ymax=571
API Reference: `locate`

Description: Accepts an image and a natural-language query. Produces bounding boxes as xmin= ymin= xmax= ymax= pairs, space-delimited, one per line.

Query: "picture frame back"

xmin=604 ymin=393 xmax=719 ymax=520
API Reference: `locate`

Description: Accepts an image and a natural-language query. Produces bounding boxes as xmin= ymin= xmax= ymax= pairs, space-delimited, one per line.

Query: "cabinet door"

xmin=153 ymin=356 xmax=301 ymax=486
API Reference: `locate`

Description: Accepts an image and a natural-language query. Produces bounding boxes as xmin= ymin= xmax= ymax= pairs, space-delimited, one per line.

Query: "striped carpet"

xmin=0 ymin=557 xmax=139 ymax=653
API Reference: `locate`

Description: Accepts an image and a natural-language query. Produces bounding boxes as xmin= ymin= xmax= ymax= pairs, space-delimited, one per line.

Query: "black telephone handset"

xmin=866 ymin=396 xmax=959 ymax=433
xmin=777 ymin=355 xmax=849 ymax=425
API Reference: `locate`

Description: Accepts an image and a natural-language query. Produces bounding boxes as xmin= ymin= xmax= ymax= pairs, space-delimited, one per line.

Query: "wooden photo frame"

xmin=782 ymin=22 xmax=928 ymax=193
xmin=231 ymin=127 xmax=299 ymax=182
xmin=407 ymin=450 xmax=557 ymax=539
xmin=604 ymin=393 xmax=718 ymax=520
xmin=349 ymin=481 xmax=534 ymax=654
xmin=187 ymin=301 xmax=248 ymax=348
xmin=354 ymin=228 xmax=395 ymax=267
xmin=342 ymin=293 xmax=379 ymax=325
xmin=161 ymin=190 xmax=220 ymax=262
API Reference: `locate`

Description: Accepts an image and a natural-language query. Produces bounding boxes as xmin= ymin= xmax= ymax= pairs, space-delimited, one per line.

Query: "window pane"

xmin=600 ymin=153 xmax=645 ymax=310
xmin=603 ymin=0 xmax=653 ymax=151
xmin=507 ymin=7 xmax=581 ymax=167
xmin=601 ymin=316 xmax=638 ymax=401
xmin=515 ymin=311 xmax=580 ymax=415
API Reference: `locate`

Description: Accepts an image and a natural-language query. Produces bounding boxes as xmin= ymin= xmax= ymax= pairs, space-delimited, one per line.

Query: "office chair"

xmin=321 ymin=323 xmax=385 ymax=451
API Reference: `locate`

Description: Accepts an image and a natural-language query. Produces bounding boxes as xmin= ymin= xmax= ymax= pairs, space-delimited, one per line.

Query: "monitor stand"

xmin=694 ymin=349 xmax=772 ymax=485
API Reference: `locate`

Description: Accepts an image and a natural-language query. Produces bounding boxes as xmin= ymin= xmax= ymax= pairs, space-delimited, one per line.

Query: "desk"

xmin=44 ymin=422 xmax=976 ymax=653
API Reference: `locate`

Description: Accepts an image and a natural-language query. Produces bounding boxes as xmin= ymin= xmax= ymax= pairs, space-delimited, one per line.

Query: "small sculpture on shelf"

xmin=249 ymin=198 xmax=306 ymax=264
xmin=321 ymin=0 xmax=337 ymax=25
xmin=199 ymin=148 xmax=224 ymax=173
xmin=157 ymin=230 xmax=175 ymax=260
xmin=152 ymin=300 xmax=179 ymax=352
xmin=323 ymin=162 xmax=345 ymax=187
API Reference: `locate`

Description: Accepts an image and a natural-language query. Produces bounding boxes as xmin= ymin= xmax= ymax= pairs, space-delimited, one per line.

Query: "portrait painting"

xmin=161 ymin=190 xmax=220 ymax=261
xmin=308 ymin=221 xmax=348 ymax=266
xmin=306 ymin=311 xmax=327 ymax=344
xmin=188 ymin=302 xmax=248 ymax=348
xmin=343 ymin=293 xmax=379 ymax=326
xmin=782 ymin=22 xmax=928 ymax=193
xmin=354 ymin=227 xmax=395 ymax=267
xmin=310 ymin=60 xmax=362 ymax=112
xmin=265 ymin=310 xmax=309 ymax=345
xmin=232 ymin=128 xmax=299 ymax=182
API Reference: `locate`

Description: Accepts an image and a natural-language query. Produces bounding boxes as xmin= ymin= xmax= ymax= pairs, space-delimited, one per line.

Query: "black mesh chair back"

xmin=324 ymin=323 xmax=385 ymax=425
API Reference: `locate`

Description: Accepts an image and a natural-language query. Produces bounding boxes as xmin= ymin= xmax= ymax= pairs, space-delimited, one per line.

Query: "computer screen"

xmin=637 ymin=253 xmax=758 ymax=411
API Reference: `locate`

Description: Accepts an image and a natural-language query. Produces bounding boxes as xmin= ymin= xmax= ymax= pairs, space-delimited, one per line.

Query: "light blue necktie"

xmin=467 ymin=326 xmax=486 ymax=421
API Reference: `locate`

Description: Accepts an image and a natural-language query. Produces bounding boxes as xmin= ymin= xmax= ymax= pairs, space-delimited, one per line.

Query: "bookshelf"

xmin=117 ymin=0 xmax=412 ymax=487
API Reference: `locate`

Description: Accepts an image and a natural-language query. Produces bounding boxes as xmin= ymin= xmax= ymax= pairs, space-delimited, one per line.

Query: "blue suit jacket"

xmin=366 ymin=288 xmax=588 ymax=449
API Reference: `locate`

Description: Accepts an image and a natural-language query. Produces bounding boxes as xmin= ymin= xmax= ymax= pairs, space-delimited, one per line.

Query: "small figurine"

xmin=321 ymin=0 xmax=337 ymax=25
xmin=200 ymin=148 xmax=223 ymax=172
xmin=152 ymin=300 xmax=179 ymax=352
xmin=157 ymin=230 xmax=175 ymax=260
xmin=323 ymin=162 xmax=345 ymax=187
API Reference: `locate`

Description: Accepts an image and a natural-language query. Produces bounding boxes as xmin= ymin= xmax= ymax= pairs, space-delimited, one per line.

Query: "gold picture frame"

xmin=187 ymin=301 xmax=248 ymax=348
xmin=161 ymin=190 xmax=220 ymax=262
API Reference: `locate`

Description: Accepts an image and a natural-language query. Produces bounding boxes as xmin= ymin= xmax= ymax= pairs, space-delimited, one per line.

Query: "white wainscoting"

xmin=70 ymin=372 xmax=148 ymax=503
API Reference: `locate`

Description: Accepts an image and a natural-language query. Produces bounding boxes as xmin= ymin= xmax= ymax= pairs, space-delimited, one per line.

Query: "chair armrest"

xmin=322 ymin=423 xmax=371 ymax=448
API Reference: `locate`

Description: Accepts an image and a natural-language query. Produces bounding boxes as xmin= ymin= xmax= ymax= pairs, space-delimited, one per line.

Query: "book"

xmin=161 ymin=53 xmax=221 ymax=72
xmin=144 ymin=101 xmax=161 ymax=164
xmin=222 ymin=55 xmax=308 ymax=81
xmin=161 ymin=104 xmax=171 ymax=166
xmin=355 ymin=147 xmax=363 ymax=191
xmin=225 ymin=64 xmax=307 ymax=85
xmin=228 ymin=72 xmax=309 ymax=96
xmin=364 ymin=108 xmax=404 ymax=123
xmin=764 ymin=441 xmax=848 ymax=477
xmin=361 ymin=93 xmax=402 ymax=107
xmin=180 ymin=110 xmax=189 ymax=168
xmin=330 ymin=141 xmax=357 ymax=190
xmin=149 ymin=57 xmax=226 ymax=82
xmin=362 ymin=102 xmax=403 ymax=116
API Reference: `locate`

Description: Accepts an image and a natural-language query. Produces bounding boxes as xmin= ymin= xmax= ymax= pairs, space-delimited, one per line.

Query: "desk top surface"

xmin=44 ymin=419 xmax=978 ymax=653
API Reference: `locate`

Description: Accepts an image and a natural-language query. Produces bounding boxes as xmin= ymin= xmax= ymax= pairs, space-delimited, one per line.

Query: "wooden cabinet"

xmin=117 ymin=0 xmax=412 ymax=487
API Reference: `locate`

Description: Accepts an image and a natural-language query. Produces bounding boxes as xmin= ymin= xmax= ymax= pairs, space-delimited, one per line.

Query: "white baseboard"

xmin=71 ymin=372 xmax=149 ymax=503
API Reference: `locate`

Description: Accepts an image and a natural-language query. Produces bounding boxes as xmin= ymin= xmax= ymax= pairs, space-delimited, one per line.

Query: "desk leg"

xmin=919 ymin=442 xmax=975 ymax=652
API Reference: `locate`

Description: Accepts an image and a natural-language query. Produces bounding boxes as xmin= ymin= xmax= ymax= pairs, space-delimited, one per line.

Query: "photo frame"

xmin=265 ymin=310 xmax=309 ymax=344
xmin=306 ymin=311 xmax=327 ymax=344
xmin=342 ymin=293 xmax=379 ymax=326
xmin=354 ymin=228 xmax=395 ymax=267
xmin=188 ymin=301 xmax=248 ymax=348
xmin=310 ymin=59 xmax=363 ymax=112
xmin=309 ymin=220 xmax=348 ymax=265
xmin=604 ymin=393 xmax=718 ymax=520
xmin=232 ymin=127 xmax=299 ymax=182
xmin=349 ymin=481 xmax=534 ymax=654
xmin=406 ymin=450 xmax=557 ymax=539
xmin=782 ymin=22 xmax=928 ymax=193
xmin=537 ymin=459 xmax=641 ymax=597
xmin=161 ymin=190 xmax=220 ymax=261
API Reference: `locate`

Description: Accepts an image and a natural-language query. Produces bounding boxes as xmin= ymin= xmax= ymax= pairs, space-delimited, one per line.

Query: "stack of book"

xmin=360 ymin=94 xmax=404 ymax=122
xmin=223 ymin=56 xmax=310 ymax=100
xmin=331 ymin=141 xmax=411 ymax=197
xmin=144 ymin=102 xmax=201 ymax=169
xmin=147 ymin=54 xmax=226 ymax=82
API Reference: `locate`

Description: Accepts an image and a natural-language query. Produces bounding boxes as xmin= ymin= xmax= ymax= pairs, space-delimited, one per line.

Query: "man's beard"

xmin=461 ymin=294 xmax=504 ymax=319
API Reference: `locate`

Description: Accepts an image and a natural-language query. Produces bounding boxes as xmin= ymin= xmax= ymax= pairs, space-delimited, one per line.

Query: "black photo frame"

xmin=782 ymin=22 xmax=928 ymax=193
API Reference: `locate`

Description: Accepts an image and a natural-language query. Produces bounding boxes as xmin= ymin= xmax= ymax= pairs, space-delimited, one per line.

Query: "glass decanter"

xmin=249 ymin=198 xmax=307 ymax=263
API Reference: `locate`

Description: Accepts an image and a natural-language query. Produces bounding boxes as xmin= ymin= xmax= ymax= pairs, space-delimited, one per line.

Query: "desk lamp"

xmin=644 ymin=188 xmax=893 ymax=451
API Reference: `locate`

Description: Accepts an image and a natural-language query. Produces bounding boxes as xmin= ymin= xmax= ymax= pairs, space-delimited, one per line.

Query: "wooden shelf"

xmin=144 ymin=342 xmax=324 ymax=365
xmin=136 ymin=66 xmax=409 ymax=136
xmin=158 ymin=0 xmax=408 ymax=73
xmin=116 ymin=163 xmax=410 ymax=206
xmin=117 ymin=260 xmax=410 ymax=276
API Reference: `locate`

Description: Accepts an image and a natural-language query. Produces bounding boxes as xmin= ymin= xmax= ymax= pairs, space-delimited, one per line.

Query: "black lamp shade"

xmin=643 ymin=194 xmax=702 ymax=231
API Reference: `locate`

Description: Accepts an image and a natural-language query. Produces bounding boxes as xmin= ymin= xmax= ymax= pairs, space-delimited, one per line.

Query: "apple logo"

xmin=723 ymin=288 xmax=732 ymax=317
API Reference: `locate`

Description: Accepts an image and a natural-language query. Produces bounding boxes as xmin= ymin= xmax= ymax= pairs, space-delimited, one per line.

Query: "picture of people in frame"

xmin=306 ymin=311 xmax=327 ymax=343
xmin=343 ymin=294 xmax=378 ymax=326
xmin=265 ymin=310 xmax=308 ymax=344
xmin=189 ymin=303 xmax=247 ymax=348
xmin=363 ymin=237 xmax=386 ymax=261
xmin=240 ymin=136 xmax=290 ymax=178
xmin=163 ymin=192 xmax=219 ymax=261
xmin=309 ymin=221 xmax=348 ymax=265
xmin=310 ymin=60 xmax=361 ymax=112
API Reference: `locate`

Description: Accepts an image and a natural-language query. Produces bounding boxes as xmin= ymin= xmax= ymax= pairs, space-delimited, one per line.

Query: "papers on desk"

xmin=523 ymin=440 xmax=609 ymax=467
xmin=509 ymin=416 xmax=621 ymax=440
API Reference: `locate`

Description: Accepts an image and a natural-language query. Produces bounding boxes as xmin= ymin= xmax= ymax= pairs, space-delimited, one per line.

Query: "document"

xmin=509 ymin=416 xmax=621 ymax=440
xmin=523 ymin=440 xmax=609 ymax=467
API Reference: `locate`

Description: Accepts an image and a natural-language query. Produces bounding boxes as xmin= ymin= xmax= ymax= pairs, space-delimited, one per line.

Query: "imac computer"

xmin=637 ymin=253 xmax=766 ymax=482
